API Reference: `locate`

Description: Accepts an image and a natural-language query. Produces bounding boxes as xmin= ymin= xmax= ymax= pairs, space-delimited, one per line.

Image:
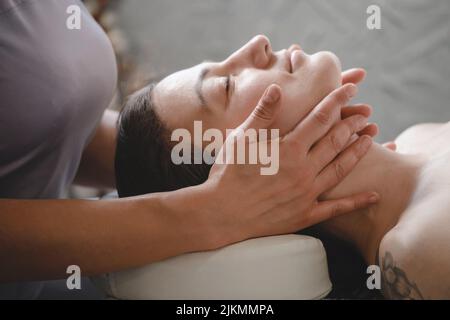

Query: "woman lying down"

xmin=114 ymin=35 xmax=450 ymax=299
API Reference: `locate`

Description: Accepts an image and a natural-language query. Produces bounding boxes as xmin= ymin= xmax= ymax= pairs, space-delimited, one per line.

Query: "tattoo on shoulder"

xmin=380 ymin=251 xmax=424 ymax=300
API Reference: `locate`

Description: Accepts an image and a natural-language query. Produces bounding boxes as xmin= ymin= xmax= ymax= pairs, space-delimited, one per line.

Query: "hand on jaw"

xmin=342 ymin=68 xmax=397 ymax=151
xmin=199 ymin=69 xmax=383 ymax=248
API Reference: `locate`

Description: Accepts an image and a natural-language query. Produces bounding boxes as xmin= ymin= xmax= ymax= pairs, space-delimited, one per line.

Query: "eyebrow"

xmin=195 ymin=66 xmax=211 ymax=108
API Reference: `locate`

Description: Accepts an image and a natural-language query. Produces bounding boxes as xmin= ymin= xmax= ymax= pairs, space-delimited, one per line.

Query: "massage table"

xmin=93 ymin=233 xmax=332 ymax=300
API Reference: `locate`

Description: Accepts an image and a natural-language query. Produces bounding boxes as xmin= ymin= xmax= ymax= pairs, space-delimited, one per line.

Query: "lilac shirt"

xmin=0 ymin=0 xmax=117 ymax=298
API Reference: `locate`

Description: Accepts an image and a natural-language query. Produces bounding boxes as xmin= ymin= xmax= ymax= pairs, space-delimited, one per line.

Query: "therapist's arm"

xmin=74 ymin=109 xmax=118 ymax=189
xmin=0 ymin=192 xmax=214 ymax=283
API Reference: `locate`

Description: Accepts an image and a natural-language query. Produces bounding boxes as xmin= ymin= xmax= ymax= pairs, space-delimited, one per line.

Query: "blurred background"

xmin=56 ymin=0 xmax=450 ymax=299
xmin=72 ymin=0 xmax=450 ymax=196
xmin=91 ymin=0 xmax=450 ymax=143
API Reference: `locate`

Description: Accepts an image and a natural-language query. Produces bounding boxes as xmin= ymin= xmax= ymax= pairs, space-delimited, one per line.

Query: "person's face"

xmin=153 ymin=35 xmax=342 ymax=136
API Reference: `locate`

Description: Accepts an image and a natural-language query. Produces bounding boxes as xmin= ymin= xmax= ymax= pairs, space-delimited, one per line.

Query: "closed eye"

xmin=224 ymin=75 xmax=231 ymax=107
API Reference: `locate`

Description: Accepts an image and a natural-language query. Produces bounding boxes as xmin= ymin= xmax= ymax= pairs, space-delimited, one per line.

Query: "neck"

xmin=320 ymin=143 xmax=425 ymax=265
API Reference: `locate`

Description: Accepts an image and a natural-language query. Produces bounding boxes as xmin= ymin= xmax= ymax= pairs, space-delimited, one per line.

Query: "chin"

xmin=310 ymin=51 xmax=342 ymax=91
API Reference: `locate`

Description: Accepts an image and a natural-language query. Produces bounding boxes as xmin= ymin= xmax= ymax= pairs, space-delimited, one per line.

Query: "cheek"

xmin=307 ymin=52 xmax=342 ymax=100
xmin=221 ymin=60 xmax=340 ymax=134
xmin=225 ymin=74 xmax=274 ymax=128
xmin=271 ymin=89 xmax=313 ymax=135
xmin=224 ymin=73 xmax=315 ymax=134
xmin=274 ymin=65 xmax=341 ymax=134
xmin=266 ymin=70 xmax=323 ymax=134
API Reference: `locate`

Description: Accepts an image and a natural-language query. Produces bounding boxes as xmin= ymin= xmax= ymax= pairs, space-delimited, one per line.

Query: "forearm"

xmin=75 ymin=109 xmax=118 ymax=189
xmin=0 ymin=187 xmax=213 ymax=283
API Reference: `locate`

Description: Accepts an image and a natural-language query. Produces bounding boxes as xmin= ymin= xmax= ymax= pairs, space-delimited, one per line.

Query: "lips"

xmin=283 ymin=46 xmax=306 ymax=73
xmin=289 ymin=49 xmax=306 ymax=72
xmin=284 ymin=50 xmax=293 ymax=73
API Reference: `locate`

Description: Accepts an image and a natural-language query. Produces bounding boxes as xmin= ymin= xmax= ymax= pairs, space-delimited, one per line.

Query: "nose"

xmin=249 ymin=35 xmax=272 ymax=68
xmin=227 ymin=35 xmax=273 ymax=70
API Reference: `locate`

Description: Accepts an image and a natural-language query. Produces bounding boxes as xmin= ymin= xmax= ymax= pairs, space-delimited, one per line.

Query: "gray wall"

xmin=117 ymin=0 xmax=450 ymax=142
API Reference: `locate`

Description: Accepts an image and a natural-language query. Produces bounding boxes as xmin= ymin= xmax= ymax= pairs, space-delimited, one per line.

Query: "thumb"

xmin=240 ymin=84 xmax=282 ymax=131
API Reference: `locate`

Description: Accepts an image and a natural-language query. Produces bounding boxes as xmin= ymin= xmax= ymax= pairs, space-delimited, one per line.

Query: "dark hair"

xmin=114 ymin=84 xmax=212 ymax=197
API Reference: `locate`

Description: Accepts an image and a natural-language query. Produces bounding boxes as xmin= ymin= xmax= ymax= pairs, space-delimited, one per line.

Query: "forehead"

xmin=155 ymin=65 xmax=199 ymax=101
xmin=153 ymin=64 xmax=204 ymax=130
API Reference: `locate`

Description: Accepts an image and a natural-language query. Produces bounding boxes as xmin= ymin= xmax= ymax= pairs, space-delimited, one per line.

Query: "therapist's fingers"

xmin=342 ymin=105 xmax=378 ymax=137
xmin=357 ymin=123 xmax=378 ymax=137
xmin=340 ymin=123 xmax=378 ymax=152
xmin=341 ymin=104 xmax=372 ymax=119
xmin=309 ymin=114 xmax=369 ymax=172
xmin=342 ymin=105 xmax=378 ymax=138
xmin=342 ymin=68 xmax=366 ymax=85
xmin=240 ymin=84 xmax=281 ymax=132
xmin=287 ymin=83 xmax=357 ymax=150
xmin=314 ymin=135 xmax=373 ymax=194
xmin=309 ymin=191 xmax=380 ymax=224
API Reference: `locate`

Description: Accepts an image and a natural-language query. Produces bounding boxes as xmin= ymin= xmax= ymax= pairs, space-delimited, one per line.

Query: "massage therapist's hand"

xmin=342 ymin=68 xmax=397 ymax=151
xmin=202 ymin=83 xmax=379 ymax=248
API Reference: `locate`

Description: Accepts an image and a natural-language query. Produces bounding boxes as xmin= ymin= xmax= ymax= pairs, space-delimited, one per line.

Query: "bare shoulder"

xmin=378 ymin=229 xmax=426 ymax=299
xmin=379 ymin=195 xmax=450 ymax=299
xmin=394 ymin=121 xmax=450 ymax=155
xmin=380 ymin=124 xmax=450 ymax=299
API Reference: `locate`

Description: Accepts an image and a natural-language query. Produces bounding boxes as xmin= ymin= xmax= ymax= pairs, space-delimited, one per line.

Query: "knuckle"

xmin=349 ymin=115 xmax=365 ymax=132
xmin=283 ymin=135 xmax=305 ymax=154
xmin=299 ymin=165 xmax=315 ymax=181
xmin=329 ymin=133 xmax=343 ymax=154
xmin=313 ymin=109 xmax=331 ymax=126
xmin=288 ymin=138 xmax=304 ymax=152
xmin=331 ymin=203 xmax=344 ymax=218
xmin=355 ymin=142 xmax=365 ymax=158
xmin=345 ymin=117 xmax=358 ymax=133
xmin=334 ymin=89 xmax=349 ymax=106
xmin=291 ymin=169 xmax=312 ymax=191
xmin=334 ymin=161 xmax=346 ymax=180
xmin=326 ymin=90 xmax=347 ymax=108
xmin=355 ymin=137 xmax=370 ymax=157
xmin=309 ymin=184 xmax=322 ymax=199
xmin=252 ymin=103 xmax=272 ymax=122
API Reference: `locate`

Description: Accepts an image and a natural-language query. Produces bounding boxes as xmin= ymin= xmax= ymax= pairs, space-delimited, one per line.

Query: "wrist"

xmin=161 ymin=183 xmax=228 ymax=252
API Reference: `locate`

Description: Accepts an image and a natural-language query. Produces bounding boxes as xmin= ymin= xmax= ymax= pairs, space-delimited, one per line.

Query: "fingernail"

xmin=264 ymin=85 xmax=280 ymax=104
xmin=346 ymin=84 xmax=357 ymax=98
xmin=369 ymin=193 xmax=379 ymax=203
